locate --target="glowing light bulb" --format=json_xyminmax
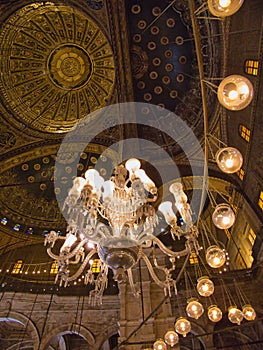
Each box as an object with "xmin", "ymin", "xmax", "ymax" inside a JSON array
[
  {"xmin": 222, "ymin": 216, "xmax": 231, "ymax": 225},
  {"xmin": 175, "ymin": 317, "xmax": 191, "ymax": 337},
  {"xmin": 203, "ymin": 284, "xmax": 209, "ymax": 292},
  {"xmin": 197, "ymin": 276, "xmax": 214, "ymax": 297},
  {"xmin": 239, "ymin": 83, "xmax": 249, "ymax": 95},
  {"xmin": 225, "ymin": 158, "xmax": 234, "ymax": 168},
  {"xmin": 164, "ymin": 330, "xmax": 179, "ymax": 346},
  {"xmin": 228, "ymin": 89, "xmax": 238, "ymax": 100},
  {"xmin": 206, "ymin": 245, "xmax": 226, "ymax": 268},
  {"xmin": 208, "ymin": 305, "xmax": 222, "ymax": 322},
  {"xmin": 213, "ymin": 257, "xmax": 221, "ymax": 265},
  {"xmin": 219, "ymin": 0, "xmax": 231, "ymax": 8}
]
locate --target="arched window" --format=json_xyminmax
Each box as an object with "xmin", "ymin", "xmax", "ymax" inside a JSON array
[
  {"xmin": 189, "ymin": 252, "xmax": 199, "ymax": 265},
  {"xmin": 258, "ymin": 191, "xmax": 263, "ymax": 211},
  {"xmin": 239, "ymin": 124, "xmax": 251, "ymax": 142},
  {"xmin": 11, "ymin": 260, "xmax": 23, "ymax": 274},
  {"xmin": 244, "ymin": 59, "xmax": 259, "ymax": 76},
  {"xmin": 237, "ymin": 168, "xmax": 245, "ymax": 181},
  {"xmin": 50, "ymin": 261, "xmax": 59, "ymax": 274}
]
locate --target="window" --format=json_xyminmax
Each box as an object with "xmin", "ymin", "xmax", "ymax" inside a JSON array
[
  {"xmin": 258, "ymin": 191, "xmax": 263, "ymax": 211},
  {"xmin": 91, "ymin": 259, "xmax": 101, "ymax": 273},
  {"xmin": 248, "ymin": 228, "xmax": 256, "ymax": 246},
  {"xmin": 237, "ymin": 168, "xmax": 245, "ymax": 181},
  {"xmin": 239, "ymin": 124, "xmax": 251, "ymax": 142},
  {"xmin": 189, "ymin": 252, "xmax": 199, "ymax": 265},
  {"xmin": 12, "ymin": 260, "xmax": 23, "ymax": 274},
  {"xmin": 50, "ymin": 261, "xmax": 59, "ymax": 274},
  {"xmin": 244, "ymin": 59, "xmax": 259, "ymax": 76}
]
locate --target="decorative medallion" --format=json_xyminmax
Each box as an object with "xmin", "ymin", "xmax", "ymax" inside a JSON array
[
  {"xmin": 131, "ymin": 46, "xmax": 149, "ymax": 79},
  {"xmin": 0, "ymin": 3, "xmax": 115, "ymax": 133}
]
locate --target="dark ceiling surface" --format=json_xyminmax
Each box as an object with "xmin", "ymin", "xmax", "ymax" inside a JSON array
[{"xmin": 0, "ymin": 0, "xmax": 262, "ymax": 295}]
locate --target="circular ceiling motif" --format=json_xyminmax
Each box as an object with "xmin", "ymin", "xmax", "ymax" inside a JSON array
[{"xmin": 0, "ymin": 3, "xmax": 115, "ymax": 133}]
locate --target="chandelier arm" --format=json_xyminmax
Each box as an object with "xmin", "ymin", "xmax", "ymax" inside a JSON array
[
  {"xmin": 127, "ymin": 268, "xmax": 140, "ymax": 297},
  {"xmin": 59, "ymin": 239, "xmax": 89, "ymax": 261},
  {"xmin": 60, "ymin": 248, "xmax": 97, "ymax": 283},
  {"xmin": 152, "ymin": 236, "xmax": 191, "ymax": 257},
  {"xmin": 46, "ymin": 247, "xmax": 62, "ymax": 261},
  {"xmin": 140, "ymin": 252, "xmax": 166, "ymax": 289}
]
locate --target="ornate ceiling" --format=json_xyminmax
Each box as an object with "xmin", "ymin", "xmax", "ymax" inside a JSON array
[
  {"xmin": 0, "ymin": 3, "xmax": 115, "ymax": 134},
  {"xmin": 0, "ymin": 0, "xmax": 261, "ymax": 294}
]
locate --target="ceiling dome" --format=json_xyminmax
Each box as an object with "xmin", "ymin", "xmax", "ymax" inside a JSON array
[{"xmin": 0, "ymin": 3, "xmax": 115, "ymax": 133}]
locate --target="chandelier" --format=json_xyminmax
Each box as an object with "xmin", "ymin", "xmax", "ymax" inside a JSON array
[{"xmin": 44, "ymin": 158, "xmax": 200, "ymax": 304}]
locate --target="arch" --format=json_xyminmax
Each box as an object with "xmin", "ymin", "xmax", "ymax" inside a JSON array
[
  {"xmin": 40, "ymin": 323, "xmax": 95, "ymax": 350},
  {"xmin": 0, "ymin": 311, "xmax": 40, "ymax": 350},
  {"xmin": 98, "ymin": 323, "xmax": 119, "ymax": 349}
]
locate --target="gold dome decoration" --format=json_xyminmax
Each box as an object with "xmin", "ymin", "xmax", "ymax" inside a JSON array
[{"xmin": 0, "ymin": 3, "xmax": 115, "ymax": 133}]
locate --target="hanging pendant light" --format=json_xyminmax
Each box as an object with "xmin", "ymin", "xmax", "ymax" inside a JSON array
[
  {"xmin": 153, "ymin": 338, "xmax": 167, "ymax": 350},
  {"xmin": 175, "ymin": 317, "xmax": 191, "ymax": 337},
  {"xmin": 164, "ymin": 330, "xmax": 179, "ymax": 346},
  {"xmin": 217, "ymin": 75, "xmax": 253, "ymax": 110},
  {"xmin": 228, "ymin": 305, "xmax": 243, "ymax": 325},
  {"xmin": 242, "ymin": 304, "xmax": 256, "ymax": 321},
  {"xmin": 208, "ymin": 305, "xmax": 223, "ymax": 322},
  {"xmin": 186, "ymin": 298, "xmax": 204, "ymax": 319},
  {"xmin": 215, "ymin": 147, "xmax": 243, "ymax": 173},
  {"xmin": 212, "ymin": 203, "xmax": 235, "ymax": 229},
  {"xmin": 208, "ymin": 0, "xmax": 244, "ymax": 17},
  {"xmin": 206, "ymin": 245, "xmax": 226, "ymax": 268},
  {"xmin": 197, "ymin": 276, "xmax": 214, "ymax": 297}
]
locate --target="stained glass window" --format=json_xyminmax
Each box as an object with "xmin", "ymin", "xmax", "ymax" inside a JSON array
[{"xmin": 12, "ymin": 260, "xmax": 23, "ymax": 274}]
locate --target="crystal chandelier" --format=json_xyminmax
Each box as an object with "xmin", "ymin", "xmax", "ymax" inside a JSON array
[{"xmin": 45, "ymin": 158, "xmax": 200, "ymax": 304}]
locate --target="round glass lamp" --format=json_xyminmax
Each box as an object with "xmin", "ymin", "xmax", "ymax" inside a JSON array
[
  {"xmin": 242, "ymin": 304, "xmax": 256, "ymax": 321},
  {"xmin": 175, "ymin": 317, "xmax": 191, "ymax": 337},
  {"xmin": 208, "ymin": 305, "xmax": 223, "ymax": 322},
  {"xmin": 164, "ymin": 330, "xmax": 179, "ymax": 346},
  {"xmin": 212, "ymin": 204, "xmax": 235, "ymax": 229},
  {"xmin": 228, "ymin": 305, "xmax": 243, "ymax": 325},
  {"xmin": 153, "ymin": 339, "xmax": 167, "ymax": 350},
  {"xmin": 206, "ymin": 245, "xmax": 226, "ymax": 268},
  {"xmin": 208, "ymin": 0, "xmax": 244, "ymax": 17},
  {"xmin": 197, "ymin": 276, "xmax": 214, "ymax": 297},
  {"xmin": 217, "ymin": 75, "xmax": 253, "ymax": 110},
  {"xmin": 186, "ymin": 298, "xmax": 204, "ymax": 319},
  {"xmin": 215, "ymin": 147, "xmax": 243, "ymax": 173}
]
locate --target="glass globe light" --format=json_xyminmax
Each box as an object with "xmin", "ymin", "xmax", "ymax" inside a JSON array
[
  {"xmin": 217, "ymin": 75, "xmax": 253, "ymax": 110},
  {"xmin": 215, "ymin": 147, "xmax": 243, "ymax": 173},
  {"xmin": 208, "ymin": 0, "xmax": 244, "ymax": 17},
  {"xmin": 197, "ymin": 276, "xmax": 214, "ymax": 297},
  {"xmin": 206, "ymin": 245, "xmax": 226, "ymax": 268},
  {"xmin": 212, "ymin": 204, "xmax": 235, "ymax": 229},
  {"xmin": 153, "ymin": 339, "xmax": 167, "ymax": 350},
  {"xmin": 186, "ymin": 298, "xmax": 204, "ymax": 319},
  {"xmin": 125, "ymin": 158, "xmax": 141, "ymax": 173},
  {"xmin": 208, "ymin": 305, "xmax": 223, "ymax": 322},
  {"xmin": 242, "ymin": 304, "xmax": 256, "ymax": 321},
  {"xmin": 164, "ymin": 330, "xmax": 179, "ymax": 346},
  {"xmin": 175, "ymin": 317, "xmax": 191, "ymax": 337},
  {"xmin": 228, "ymin": 305, "xmax": 243, "ymax": 325}
]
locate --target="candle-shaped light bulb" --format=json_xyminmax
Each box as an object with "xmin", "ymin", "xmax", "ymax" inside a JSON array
[
  {"xmin": 73, "ymin": 177, "xmax": 87, "ymax": 191},
  {"xmin": 158, "ymin": 201, "xmax": 177, "ymax": 225},
  {"xmin": 103, "ymin": 180, "xmax": 115, "ymax": 201},
  {"xmin": 60, "ymin": 233, "xmax": 77, "ymax": 253},
  {"xmin": 134, "ymin": 169, "xmax": 155, "ymax": 191},
  {"xmin": 125, "ymin": 158, "xmax": 141, "ymax": 173},
  {"xmin": 85, "ymin": 169, "xmax": 104, "ymax": 192}
]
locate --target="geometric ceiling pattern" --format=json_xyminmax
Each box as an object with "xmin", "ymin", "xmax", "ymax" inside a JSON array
[{"xmin": 0, "ymin": 3, "xmax": 115, "ymax": 134}]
